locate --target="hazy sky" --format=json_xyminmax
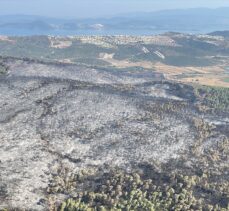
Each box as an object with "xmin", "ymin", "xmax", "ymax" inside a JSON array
[{"xmin": 1, "ymin": 0, "xmax": 229, "ymax": 18}]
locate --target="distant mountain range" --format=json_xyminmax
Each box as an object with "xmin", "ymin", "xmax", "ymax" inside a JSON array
[
  {"xmin": 0, "ymin": 8, "xmax": 229, "ymax": 35},
  {"xmin": 209, "ymin": 30, "xmax": 229, "ymax": 37}
]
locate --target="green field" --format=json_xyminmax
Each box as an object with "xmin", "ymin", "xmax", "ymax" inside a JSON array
[{"xmin": 223, "ymin": 77, "xmax": 229, "ymax": 83}]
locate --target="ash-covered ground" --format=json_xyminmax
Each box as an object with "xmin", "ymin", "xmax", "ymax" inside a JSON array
[{"xmin": 0, "ymin": 58, "xmax": 228, "ymax": 210}]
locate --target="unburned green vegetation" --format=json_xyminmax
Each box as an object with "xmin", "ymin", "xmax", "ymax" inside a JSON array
[
  {"xmin": 223, "ymin": 77, "xmax": 229, "ymax": 83},
  {"xmin": 194, "ymin": 85, "xmax": 229, "ymax": 111},
  {"xmin": 50, "ymin": 166, "xmax": 229, "ymax": 211},
  {"xmin": 0, "ymin": 62, "xmax": 7, "ymax": 74}
]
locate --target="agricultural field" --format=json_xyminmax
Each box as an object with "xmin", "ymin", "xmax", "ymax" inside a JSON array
[{"xmin": 0, "ymin": 33, "xmax": 229, "ymax": 87}]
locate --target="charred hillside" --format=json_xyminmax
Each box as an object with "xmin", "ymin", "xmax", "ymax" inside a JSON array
[{"xmin": 0, "ymin": 58, "xmax": 228, "ymax": 210}]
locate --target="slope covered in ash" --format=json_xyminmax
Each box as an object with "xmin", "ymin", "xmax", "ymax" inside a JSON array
[{"xmin": 0, "ymin": 58, "xmax": 228, "ymax": 210}]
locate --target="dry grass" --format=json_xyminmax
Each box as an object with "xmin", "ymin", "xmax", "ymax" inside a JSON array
[
  {"xmin": 181, "ymin": 75, "xmax": 229, "ymax": 88},
  {"xmin": 101, "ymin": 57, "xmax": 229, "ymax": 88}
]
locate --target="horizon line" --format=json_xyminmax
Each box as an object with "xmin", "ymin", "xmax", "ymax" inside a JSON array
[{"xmin": 1, "ymin": 6, "xmax": 229, "ymax": 20}]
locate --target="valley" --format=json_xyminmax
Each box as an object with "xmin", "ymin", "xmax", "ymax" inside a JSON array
[{"xmin": 1, "ymin": 33, "xmax": 229, "ymax": 88}]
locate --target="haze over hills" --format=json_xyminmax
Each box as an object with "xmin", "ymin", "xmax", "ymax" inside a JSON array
[{"xmin": 1, "ymin": 7, "xmax": 229, "ymax": 35}]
